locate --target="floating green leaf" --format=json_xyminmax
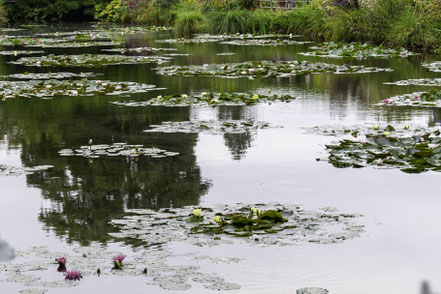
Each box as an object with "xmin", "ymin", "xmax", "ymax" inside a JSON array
[
  {"xmin": 112, "ymin": 92, "xmax": 295, "ymax": 107},
  {"xmin": 324, "ymin": 126, "xmax": 441, "ymax": 173},
  {"xmin": 300, "ymin": 42, "xmax": 414, "ymax": 59},
  {"xmin": 11, "ymin": 54, "xmax": 171, "ymax": 67},
  {"xmin": 0, "ymin": 79, "xmax": 161, "ymax": 100},
  {"xmin": 155, "ymin": 60, "xmax": 392, "ymax": 79},
  {"xmin": 143, "ymin": 120, "xmax": 275, "ymax": 134},
  {"xmin": 59, "ymin": 143, "xmax": 179, "ymax": 159}
]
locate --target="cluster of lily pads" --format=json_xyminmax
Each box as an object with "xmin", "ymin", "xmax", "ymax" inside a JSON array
[
  {"xmin": 11, "ymin": 54, "xmax": 171, "ymax": 67},
  {"xmin": 0, "ymin": 80, "xmax": 160, "ymax": 100},
  {"xmin": 30, "ymin": 41, "xmax": 123, "ymax": 49},
  {"xmin": 109, "ymin": 204, "xmax": 364, "ymax": 246},
  {"xmin": 0, "ymin": 245, "xmax": 241, "ymax": 292},
  {"xmin": 384, "ymin": 78, "xmax": 441, "ymax": 87},
  {"xmin": 112, "ymin": 92, "xmax": 295, "ymax": 107},
  {"xmin": 102, "ymin": 47, "xmax": 177, "ymax": 54},
  {"xmin": 58, "ymin": 142, "xmax": 179, "ymax": 159},
  {"xmin": 0, "ymin": 50, "xmax": 44, "ymax": 56},
  {"xmin": 156, "ymin": 34, "xmax": 296, "ymax": 44},
  {"xmin": 324, "ymin": 125, "xmax": 441, "ymax": 173},
  {"xmin": 144, "ymin": 120, "xmax": 274, "ymax": 134},
  {"xmin": 3, "ymin": 72, "xmax": 97, "ymax": 80},
  {"xmin": 422, "ymin": 61, "xmax": 441, "ymax": 72},
  {"xmin": 219, "ymin": 39, "xmax": 312, "ymax": 46},
  {"xmin": 300, "ymin": 42, "xmax": 414, "ymax": 59},
  {"xmin": 0, "ymin": 37, "xmax": 62, "ymax": 47},
  {"xmin": 155, "ymin": 60, "xmax": 392, "ymax": 79},
  {"xmin": 0, "ymin": 164, "xmax": 52, "ymax": 177},
  {"xmin": 381, "ymin": 90, "xmax": 441, "ymax": 108},
  {"xmin": 92, "ymin": 25, "xmax": 172, "ymax": 34}
]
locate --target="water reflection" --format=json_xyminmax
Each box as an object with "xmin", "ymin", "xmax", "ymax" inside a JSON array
[
  {"xmin": 420, "ymin": 281, "xmax": 439, "ymax": 294},
  {"xmin": 0, "ymin": 98, "xmax": 211, "ymax": 245}
]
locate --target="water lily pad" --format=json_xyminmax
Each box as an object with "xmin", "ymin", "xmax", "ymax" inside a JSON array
[
  {"xmin": 0, "ymin": 50, "xmax": 44, "ymax": 56},
  {"xmin": 155, "ymin": 60, "xmax": 392, "ymax": 79},
  {"xmin": 112, "ymin": 92, "xmax": 295, "ymax": 107},
  {"xmin": 102, "ymin": 47, "xmax": 178, "ymax": 54},
  {"xmin": 297, "ymin": 287, "xmax": 329, "ymax": 294},
  {"xmin": 144, "ymin": 120, "xmax": 276, "ymax": 134},
  {"xmin": 384, "ymin": 78, "xmax": 441, "ymax": 87},
  {"xmin": 422, "ymin": 61, "xmax": 441, "ymax": 72},
  {"xmin": 58, "ymin": 143, "xmax": 179, "ymax": 159},
  {"xmin": 19, "ymin": 289, "xmax": 48, "ymax": 294},
  {"xmin": 300, "ymin": 42, "xmax": 414, "ymax": 59},
  {"xmin": 3, "ymin": 72, "xmax": 97, "ymax": 80},
  {"xmin": 380, "ymin": 90, "xmax": 441, "ymax": 108},
  {"xmin": 323, "ymin": 126, "xmax": 441, "ymax": 173},
  {"xmin": 11, "ymin": 54, "xmax": 171, "ymax": 67},
  {"xmin": 109, "ymin": 204, "xmax": 364, "ymax": 247},
  {"xmin": 0, "ymin": 79, "xmax": 161, "ymax": 100},
  {"xmin": 0, "ymin": 164, "xmax": 52, "ymax": 177},
  {"xmin": 219, "ymin": 39, "xmax": 312, "ymax": 46},
  {"xmin": 29, "ymin": 41, "xmax": 123, "ymax": 48}
]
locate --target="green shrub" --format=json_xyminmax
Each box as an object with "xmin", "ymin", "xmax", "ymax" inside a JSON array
[{"xmin": 206, "ymin": 10, "xmax": 266, "ymax": 34}]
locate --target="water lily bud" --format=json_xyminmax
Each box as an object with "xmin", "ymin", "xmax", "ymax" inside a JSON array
[
  {"xmin": 250, "ymin": 207, "xmax": 257, "ymax": 214},
  {"xmin": 257, "ymin": 209, "xmax": 262, "ymax": 218},
  {"xmin": 201, "ymin": 92, "xmax": 208, "ymax": 96},
  {"xmin": 157, "ymin": 95, "xmax": 162, "ymax": 99},
  {"xmin": 373, "ymin": 125, "xmax": 380, "ymax": 130},
  {"xmin": 384, "ymin": 131, "xmax": 391, "ymax": 136},
  {"xmin": 404, "ymin": 125, "xmax": 409, "ymax": 130},
  {"xmin": 13, "ymin": 51, "xmax": 17, "ymax": 57},
  {"xmin": 192, "ymin": 208, "xmax": 202, "ymax": 217},
  {"xmin": 89, "ymin": 139, "xmax": 93, "ymax": 145}
]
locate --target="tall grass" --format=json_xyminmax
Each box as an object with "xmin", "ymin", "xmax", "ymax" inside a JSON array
[
  {"xmin": 174, "ymin": 10, "xmax": 204, "ymax": 37},
  {"xmin": 206, "ymin": 10, "xmax": 266, "ymax": 34}
]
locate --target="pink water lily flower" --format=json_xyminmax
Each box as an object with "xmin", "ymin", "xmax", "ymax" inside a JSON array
[
  {"xmin": 112, "ymin": 254, "xmax": 126, "ymax": 269},
  {"xmin": 383, "ymin": 99, "xmax": 389, "ymax": 104},
  {"xmin": 57, "ymin": 257, "xmax": 67, "ymax": 266},
  {"xmin": 65, "ymin": 270, "xmax": 82, "ymax": 281},
  {"xmin": 413, "ymin": 94, "xmax": 420, "ymax": 99}
]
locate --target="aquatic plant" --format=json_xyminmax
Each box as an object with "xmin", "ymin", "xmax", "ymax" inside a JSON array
[
  {"xmin": 422, "ymin": 61, "xmax": 441, "ymax": 72},
  {"xmin": 109, "ymin": 204, "xmax": 364, "ymax": 245},
  {"xmin": 143, "ymin": 120, "xmax": 275, "ymax": 134},
  {"xmin": 0, "ymin": 80, "xmax": 161, "ymax": 100},
  {"xmin": 29, "ymin": 41, "xmax": 124, "ymax": 48},
  {"xmin": 324, "ymin": 125, "xmax": 441, "ymax": 173},
  {"xmin": 111, "ymin": 92, "xmax": 296, "ymax": 107},
  {"xmin": 11, "ymin": 54, "xmax": 171, "ymax": 67},
  {"xmin": 58, "ymin": 143, "xmax": 179, "ymax": 159},
  {"xmin": 219, "ymin": 39, "xmax": 312, "ymax": 46},
  {"xmin": 112, "ymin": 254, "xmax": 126, "ymax": 269},
  {"xmin": 380, "ymin": 90, "xmax": 441, "ymax": 108},
  {"xmin": 56, "ymin": 257, "xmax": 66, "ymax": 266},
  {"xmin": 155, "ymin": 60, "xmax": 392, "ymax": 79},
  {"xmin": 384, "ymin": 78, "xmax": 441, "ymax": 87},
  {"xmin": 3, "ymin": 72, "xmax": 96, "ymax": 80},
  {"xmin": 0, "ymin": 50, "xmax": 44, "ymax": 56},
  {"xmin": 101, "ymin": 47, "xmax": 178, "ymax": 54},
  {"xmin": 299, "ymin": 42, "xmax": 415, "ymax": 59},
  {"xmin": 64, "ymin": 270, "xmax": 82, "ymax": 281}
]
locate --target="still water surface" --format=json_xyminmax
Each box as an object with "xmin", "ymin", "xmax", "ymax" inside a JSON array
[{"xmin": 0, "ymin": 24, "xmax": 440, "ymax": 294}]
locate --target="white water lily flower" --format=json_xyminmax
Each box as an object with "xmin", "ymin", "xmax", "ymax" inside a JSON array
[
  {"xmin": 192, "ymin": 208, "xmax": 202, "ymax": 217},
  {"xmin": 374, "ymin": 159, "xmax": 383, "ymax": 164},
  {"xmin": 181, "ymin": 94, "xmax": 188, "ymax": 98},
  {"xmin": 428, "ymin": 144, "xmax": 437, "ymax": 149},
  {"xmin": 157, "ymin": 95, "xmax": 162, "ymax": 99},
  {"xmin": 252, "ymin": 94, "xmax": 259, "ymax": 99},
  {"xmin": 373, "ymin": 125, "xmax": 380, "ymax": 130},
  {"xmin": 201, "ymin": 92, "xmax": 208, "ymax": 96},
  {"xmin": 250, "ymin": 207, "xmax": 257, "ymax": 214}
]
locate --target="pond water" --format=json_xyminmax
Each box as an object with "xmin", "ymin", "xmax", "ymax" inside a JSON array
[{"xmin": 0, "ymin": 23, "xmax": 440, "ymax": 294}]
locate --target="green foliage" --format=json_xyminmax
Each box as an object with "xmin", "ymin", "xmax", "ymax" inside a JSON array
[
  {"xmin": 206, "ymin": 9, "xmax": 266, "ymax": 34},
  {"xmin": 6, "ymin": 0, "xmax": 106, "ymax": 22},
  {"xmin": 96, "ymin": 0, "xmax": 125, "ymax": 22},
  {"xmin": 284, "ymin": 3, "xmax": 327, "ymax": 40},
  {"xmin": 174, "ymin": 10, "xmax": 204, "ymax": 37}
]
